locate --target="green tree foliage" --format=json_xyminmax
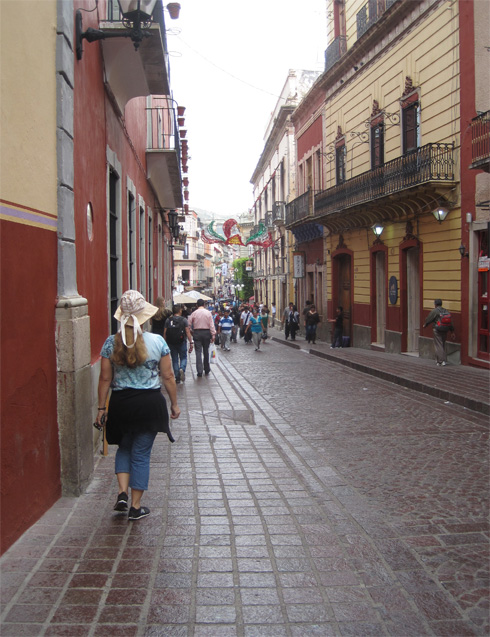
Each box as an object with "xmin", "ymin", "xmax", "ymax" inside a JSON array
[{"xmin": 232, "ymin": 257, "xmax": 254, "ymax": 301}]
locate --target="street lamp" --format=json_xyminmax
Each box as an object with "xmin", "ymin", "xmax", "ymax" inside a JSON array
[{"xmin": 76, "ymin": 0, "xmax": 159, "ymax": 60}]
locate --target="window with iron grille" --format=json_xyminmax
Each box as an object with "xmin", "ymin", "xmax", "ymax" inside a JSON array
[
  {"xmin": 402, "ymin": 101, "xmax": 420, "ymax": 154},
  {"xmin": 336, "ymin": 144, "xmax": 347, "ymax": 184},
  {"xmin": 371, "ymin": 122, "xmax": 384, "ymax": 168}
]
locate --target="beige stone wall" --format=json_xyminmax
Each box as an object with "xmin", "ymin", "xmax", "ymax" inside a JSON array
[{"xmin": 0, "ymin": 0, "xmax": 57, "ymax": 214}]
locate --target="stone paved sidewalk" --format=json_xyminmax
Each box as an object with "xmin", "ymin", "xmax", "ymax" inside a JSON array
[{"xmin": 1, "ymin": 337, "xmax": 489, "ymax": 636}]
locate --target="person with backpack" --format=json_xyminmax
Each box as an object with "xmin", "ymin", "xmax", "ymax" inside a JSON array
[
  {"xmin": 423, "ymin": 299, "xmax": 455, "ymax": 366},
  {"xmin": 164, "ymin": 304, "xmax": 193, "ymax": 383}
]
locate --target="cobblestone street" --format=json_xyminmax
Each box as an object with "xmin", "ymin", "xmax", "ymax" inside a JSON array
[{"xmin": 1, "ymin": 335, "xmax": 489, "ymax": 636}]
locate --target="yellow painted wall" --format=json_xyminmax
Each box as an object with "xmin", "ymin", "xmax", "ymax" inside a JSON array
[
  {"xmin": 323, "ymin": 0, "xmax": 461, "ymax": 315},
  {"xmin": 0, "ymin": 0, "xmax": 58, "ymax": 215},
  {"xmin": 324, "ymin": 2, "xmax": 460, "ymax": 183}
]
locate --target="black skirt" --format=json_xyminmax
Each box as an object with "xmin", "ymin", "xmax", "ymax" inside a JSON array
[{"xmin": 105, "ymin": 388, "xmax": 174, "ymax": 445}]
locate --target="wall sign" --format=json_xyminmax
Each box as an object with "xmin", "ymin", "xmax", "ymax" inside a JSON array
[
  {"xmin": 389, "ymin": 276, "xmax": 398, "ymax": 305},
  {"xmin": 293, "ymin": 252, "xmax": 305, "ymax": 278}
]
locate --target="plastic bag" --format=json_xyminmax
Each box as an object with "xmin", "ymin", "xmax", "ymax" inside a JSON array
[{"xmin": 210, "ymin": 343, "xmax": 217, "ymax": 364}]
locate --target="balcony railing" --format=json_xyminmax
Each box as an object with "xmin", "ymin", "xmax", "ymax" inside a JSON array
[
  {"xmin": 272, "ymin": 201, "xmax": 286, "ymax": 225},
  {"xmin": 265, "ymin": 211, "xmax": 274, "ymax": 228},
  {"xmin": 324, "ymin": 35, "xmax": 347, "ymax": 73},
  {"xmin": 314, "ymin": 143, "xmax": 455, "ymax": 218},
  {"xmin": 147, "ymin": 105, "xmax": 179, "ymax": 153},
  {"xmin": 146, "ymin": 104, "xmax": 182, "ymax": 207},
  {"xmin": 470, "ymin": 111, "xmax": 490, "ymax": 171},
  {"xmin": 285, "ymin": 190, "xmax": 314, "ymax": 226},
  {"xmin": 357, "ymin": 0, "xmax": 382, "ymax": 38}
]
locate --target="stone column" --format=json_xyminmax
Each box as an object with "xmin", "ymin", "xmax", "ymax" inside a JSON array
[{"xmin": 56, "ymin": 0, "xmax": 94, "ymax": 495}]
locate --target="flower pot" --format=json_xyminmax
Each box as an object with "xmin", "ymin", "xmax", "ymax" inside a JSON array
[
  {"xmin": 184, "ymin": 191, "xmax": 189, "ymax": 201},
  {"xmin": 178, "ymin": 117, "xmax": 185, "ymax": 127},
  {"xmin": 182, "ymin": 163, "xmax": 188, "ymax": 172},
  {"xmin": 183, "ymin": 178, "xmax": 189, "ymax": 187},
  {"xmin": 177, "ymin": 106, "xmax": 185, "ymax": 117},
  {"xmin": 179, "ymin": 129, "xmax": 187, "ymax": 139},
  {"xmin": 184, "ymin": 204, "xmax": 189, "ymax": 213},
  {"xmin": 167, "ymin": 3, "xmax": 181, "ymax": 19}
]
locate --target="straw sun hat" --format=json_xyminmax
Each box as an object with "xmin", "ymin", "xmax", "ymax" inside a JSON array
[{"xmin": 114, "ymin": 290, "xmax": 158, "ymax": 347}]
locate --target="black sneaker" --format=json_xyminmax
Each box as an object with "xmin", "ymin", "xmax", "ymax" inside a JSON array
[
  {"xmin": 128, "ymin": 506, "xmax": 150, "ymax": 521},
  {"xmin": 114, "ymin": 492, "xmax": 128, "ymax": 512}
]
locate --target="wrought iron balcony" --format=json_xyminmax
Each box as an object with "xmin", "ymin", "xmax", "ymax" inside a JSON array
[
  {"xmin": 470, "ymin": 111, "xmax": 490, "ymax": 172},
  {"xmin": 357, "ymin": 0, "xmax": 383, "ymax": 39},
  {"xmin": 146, "ymin": 103, "xmax": 183, "ymax": 208},
  {"xmin": 285, "ymin": 190, "xmax": 314, "ymax": 226},
  {"xmin": 272, "ymin": 201, "xmax": 285, "ymax": 225},
  {"xmin": 313, "ymin": 143, "xmax": 455, "ymax": 230},
  {"xmin": 324, "ymin": 35, "xmax": 347, "ymax": 73},
  {"xmin": 265, "ymin": 211, "xmax": 274, "ymax": 228}
]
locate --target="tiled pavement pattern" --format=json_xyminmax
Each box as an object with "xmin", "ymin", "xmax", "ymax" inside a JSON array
[{"xmin": 1, "ymin": 334, "xmax": 489, "ymax": 636}]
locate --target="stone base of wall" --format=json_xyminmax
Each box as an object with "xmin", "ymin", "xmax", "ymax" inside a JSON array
[
  {"xmin": 56, "ymin": 297, "xmax": 94, "ymax": 496},
  {"xmin": 352, "ymin": 324, "xmax": 371, "ymax": 349},
  {"xmin": 419, "ymin": 335, "xmax": 461, "ymax": 364},
  {"xmin": 385, "ymin": 330, "xmax": 402, "ymax": 354}
]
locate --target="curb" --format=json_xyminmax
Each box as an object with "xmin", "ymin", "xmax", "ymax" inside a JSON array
[{"xmin": 271, "ymin": 337, "xmax": 489, "ymax": 415}]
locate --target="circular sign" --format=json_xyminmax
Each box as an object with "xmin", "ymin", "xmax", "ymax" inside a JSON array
[{"xmin": 389, "ymin": 276, "xmax": 398, "ymax": 305}]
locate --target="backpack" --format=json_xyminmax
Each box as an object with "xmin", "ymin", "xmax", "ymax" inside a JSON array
[
  {"xmin": 165, "ymin": 317, "xmax": 185, "ymax": 345},
  {"xmin": 435, "ymin": 308, "xmax": 452, "ymax": 332}
]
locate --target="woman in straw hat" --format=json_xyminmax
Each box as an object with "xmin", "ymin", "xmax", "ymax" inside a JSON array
[{"xmin": 95, "ymin": 290, "xmax": 180, "ymax": 521}]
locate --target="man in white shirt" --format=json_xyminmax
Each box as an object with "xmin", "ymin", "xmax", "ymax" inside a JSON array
[{"xmin": 188, "ymin": 299, "xmax": 216, "ymax": 376}]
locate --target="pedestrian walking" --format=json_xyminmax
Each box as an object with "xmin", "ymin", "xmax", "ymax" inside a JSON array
[
  {"xmin": 150, "ymin": 296, "xmax": 171, "ymax": 336},
  {"xmin": 284, "ymin": 303, "xmax": 299, "ymax": 340},
  {"xmin": 230, "ymin": 306, "xmax": 240, "ymax": 342},
  {"xmin": 240, "ymin": 305, "xmax": 253, "ymax": 343},
  {"xmin": 218, "ymin": 308, "xmax": 234, "ymax": 351},
  {"xmin": 163, "ymin": 304, "xmax": 193, "ymax": 383},
  {"xmin": 96, "ymin": 290, "xmax": 180, "ymax": 521},
  {"xmin": 304, "ymin": 304, "xmax": 320, "ymax": 344},
  {"xmin": 260, "ymin": 306, "xmax": 270, "ymax": 342},
  {"xmin": 188, "ymin": 298, "xmax": 216, "ymax": 377},
  {"xmin": 423, "ymin": 298, "xmax": 455, "ymax": 365},
  {"xmin": 271, "ymin": 302, "xmax": 276, "ymax": 327},
  {"xmin": 245, "ymin": 307, "xmax": 264, "ymax": 351},
  {"xmin": 328, "ymin": 306, "xmax": 344, "ymax": 348}
]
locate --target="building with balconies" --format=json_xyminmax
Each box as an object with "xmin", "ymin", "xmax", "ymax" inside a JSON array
[
  {"xmin": 251, "ymin": 70, "xmax": 320, "ymax": 317},
  {"xmin": 286, "ymin": 0, "xmax": 478, "ymax": 364},
  {"xmin": 460, "ymin": 0, "xmax": 489, "ymax": 366},
  {"xmin": 0, "ymin": 0, "xmax": 185, "ymax": 552}
]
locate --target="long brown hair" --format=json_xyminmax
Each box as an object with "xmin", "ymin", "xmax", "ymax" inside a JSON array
[
  {"xmin": 153, "ymin": 296, "xmax": 167, "ymax": 321},
  {"xmin": 111, "ymin": 327, "xmax": 148, "ymax": 368}
]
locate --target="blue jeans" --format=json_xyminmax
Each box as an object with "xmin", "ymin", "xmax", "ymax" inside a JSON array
[
  {"xmin": 169, "ymin": 341, "xmax": 188, "ymax": 380},
  {"xmin": 305, "ymin": 324, "xmax": 317, "ymax": 342},
  {"xmin": 115, "ymin": 430, "xmax": 157, "ymax": 491}
]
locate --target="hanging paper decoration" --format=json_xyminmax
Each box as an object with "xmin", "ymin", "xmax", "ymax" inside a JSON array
[{"xmin": 201, "ymin": 218, "xmax": 273, "ymax": 248}]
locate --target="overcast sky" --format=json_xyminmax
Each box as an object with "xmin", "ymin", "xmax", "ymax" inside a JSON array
[{"xmin": 168, "ymin": 0, "xmax": 327, "ymax": 219}]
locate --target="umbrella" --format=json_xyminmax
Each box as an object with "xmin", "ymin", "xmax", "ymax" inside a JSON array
[
  {"xmin": 185, "ymin": 290, "xmax": 213, "ymax": 301},
  {"xmin": 172, "ymin": 293, "xmax": 198, "ymax": 304}
]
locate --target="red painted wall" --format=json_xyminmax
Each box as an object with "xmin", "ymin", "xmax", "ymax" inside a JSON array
[
  {"xmin": 297, "ymin": 117, "xmax": 323, "ymax": 161},
  {"xmin": 458, "ymin": 0, "xmax": 476, "ymax": 365},
  {"xmin": 73, "ymin": 10, "xmax": 165, "ymax": 363},
  {"xmin": 1, "ymin": 221, "xmax": 60, "ymax": 553}
]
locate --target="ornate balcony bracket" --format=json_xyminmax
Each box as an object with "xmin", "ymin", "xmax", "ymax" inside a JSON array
[{"xmin": 350, "ymin": 131, "xmax": 369, "ymax": 144}]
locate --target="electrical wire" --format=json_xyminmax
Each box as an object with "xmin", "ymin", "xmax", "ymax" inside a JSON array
[{"xmin": 175, "ymin": 35, "xmax": 287, "ymax": 101}]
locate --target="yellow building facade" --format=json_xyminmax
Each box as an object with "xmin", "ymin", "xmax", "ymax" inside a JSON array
[{"xmin": 289, "ymin": 0, "xmax": 464, "ymax": 359}]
